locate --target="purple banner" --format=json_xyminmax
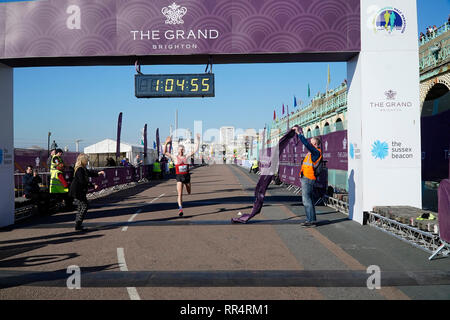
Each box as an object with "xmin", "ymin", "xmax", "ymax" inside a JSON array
[
  {"xmin": 421, "ymin": 109, "xmax": 450, "ymax": 181},
  {"xmin": 278, "ymin": 130, "xmax": 348, "ymax": 186},
  {"xmin": 438, "ymin": 179, "xmax": 450, "ymax": 243},
  {"xmin": 320, "ymin": 130, "xmax": 348, "ymax": 171},
  {"xmin": 88, "ymin": 165, "xmax": 150, "ymax": 193},
  {"xmin": 0, "ymin": 0, "xmax": 360, "ymax": 61}
]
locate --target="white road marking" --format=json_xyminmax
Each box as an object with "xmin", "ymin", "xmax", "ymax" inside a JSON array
[
  {"xmin": 122, "ymin": 194, "xmax": 164, "ymax": 231},
  {"xmin": 117, "ymin": 248, "xmax": 141, "ymax": 300},
  {"xmin": 147, "ymin": 193, "xmax": 165, "ymax": 204},
  {"xmin": 122, "ymin": 209, "xmax": 142, "ymax": 232}
]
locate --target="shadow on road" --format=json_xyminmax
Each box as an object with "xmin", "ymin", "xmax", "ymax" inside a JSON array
[{"xmin": 0, "ymin": 233, "xmax": 103, "ymax": 266}]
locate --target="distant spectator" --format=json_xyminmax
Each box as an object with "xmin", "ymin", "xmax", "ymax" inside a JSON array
[
  {"xmin": 169, "ymin": 160, "xmax": 175, "ymax": 175},
  {"xmin": 133, "ymin": 154, "xmax": 143, "ymax": 167},
  {"xmin": 152, "ymin": 159, "xmax": 162, "ymax": 179},
  {"xmin": 448, "ymin": 14, "xmax": 450, "ymax": 25},
  {"xmin": 106, "ymin": 157, "xmax": 116, "ymax": 167},
  {"xmin": 23, "ymin": 166, "xmax": 49, "ymax": 214},
  {"xmin": 419, "ymin": 32, "xmax": 425, "ymax": 41},
  {"xmin": 160, "ymin": 155, "xmax": 169, "ymax": 174},
  {"xmin": 433, "ymin": 25, "xmax": 438, "ymax": 35},
  {"xmin": 23, "ymin": 165, "xmax": 41, "ymax": 199},
  {"xmin": 120, "ymin": 157, "xmax": 130, "ymax": 167}
]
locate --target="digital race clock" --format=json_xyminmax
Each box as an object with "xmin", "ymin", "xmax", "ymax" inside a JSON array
[{"xmin": 135, "ymin": 73, "xmax": 215, "ymax": 98}]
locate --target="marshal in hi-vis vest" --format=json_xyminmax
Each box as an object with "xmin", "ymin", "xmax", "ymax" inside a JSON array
[
  {"xmin": 300, "ymin": 148, "xmax": 322, "ymax": 180},
  {"xmin": 49, "ymin": 155, "xmax": 68, "ymax": 193},
  {"xmin": 152, "ymin": 162, "xmax": 161, "ymax": 173}
]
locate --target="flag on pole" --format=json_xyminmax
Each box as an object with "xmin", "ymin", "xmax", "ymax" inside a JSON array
[
  {"xmin": 294, "ymin": 96, "xmax": 297, "ymax": 107},
  {"xmin": 282, "ymin": 104, "xmax": 285, "ymax": 115},
  {"xmin": 262, "ymin": 125, "xmax": 266, "ymax": 152},
  {"xmin": 327, "ymin": 64, "xmax": 331, "ymax": 85},
  {"xmin": 308, "ymin": 83, "xmax": 311, "ymax": 98},
  {"xmin": 273, "ymin": 110, "xmax": 276, "ymax": 120},
  {"xmin": 327, "ymin": 64, "xmax": 331, "ymax": 93},
  {"xmin": 286, "ymin": 105, "xmax": 290, "ymax": 132}
]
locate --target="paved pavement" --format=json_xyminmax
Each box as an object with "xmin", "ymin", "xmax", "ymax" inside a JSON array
[{"xmin": 1, "ymin": 164, "xmax": 449, "ymax": 300}]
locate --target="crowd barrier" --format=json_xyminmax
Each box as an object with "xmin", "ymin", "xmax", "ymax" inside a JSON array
[
  {"xmin": 87, "ymin": 165, "xmax": 151, "ymax": 193},
  {"xmin": 14, "ymin": 165, "xmax": 154, "ymax": 197}
]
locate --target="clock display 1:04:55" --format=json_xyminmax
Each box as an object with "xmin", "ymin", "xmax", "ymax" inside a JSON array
[{"xmin": 153, "ymin": 78, "xmax": 210, "ymax": 92}]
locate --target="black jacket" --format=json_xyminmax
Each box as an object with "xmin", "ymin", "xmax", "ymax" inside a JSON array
[
  {"xmin": 23, "ymin": 173, "xmax": 41, "ymax": 196},
  {"xmin": 68, "ymin": 167, "xmax": 99, "ymax": 200}
]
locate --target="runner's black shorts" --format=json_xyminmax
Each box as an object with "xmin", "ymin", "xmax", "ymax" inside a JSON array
[{"xmin": 176, "ymin": 173, "xmax": 191, "ymax": 184}]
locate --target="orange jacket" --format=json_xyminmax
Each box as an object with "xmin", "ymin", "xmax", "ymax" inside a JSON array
[{"xmin": 300, "ymin": 148, "xmax": 322, "ymax": 180}]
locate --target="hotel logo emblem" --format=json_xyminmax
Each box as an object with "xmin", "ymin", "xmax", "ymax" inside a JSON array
[{"xmin": 162, "ymin": 2, "xmax": 187, "ymax": 25}]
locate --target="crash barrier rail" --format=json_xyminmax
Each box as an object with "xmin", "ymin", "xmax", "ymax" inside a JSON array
[
  {"xmin": 324, "ymin": 193, "xmax": 349, "ymax": 215},
  {"xmin": 368, "ymin": 205, "xmax": 449, "ymax": 259},
  {"xmin": 367, "ymin": 211, "xmax": 448, "ymax": 258}
]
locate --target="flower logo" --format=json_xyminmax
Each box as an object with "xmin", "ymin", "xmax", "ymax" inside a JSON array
[
  {"xmin": 371, "ymin": 140, "xmax": 389, "ymax": 159},
  {"xmin": 349, "ymin": 143, "xmax": 354, "ymax": 159}
]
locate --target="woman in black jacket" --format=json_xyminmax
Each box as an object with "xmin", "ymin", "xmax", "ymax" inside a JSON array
[{"xmin": 69, "ymin": 153, "xmax": 105, "ymax": 231}]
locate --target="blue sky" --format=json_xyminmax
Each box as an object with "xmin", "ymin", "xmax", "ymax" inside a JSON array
[{"xmin": 13, "ymin": 0, "xmax": 450, "ymax": 151}]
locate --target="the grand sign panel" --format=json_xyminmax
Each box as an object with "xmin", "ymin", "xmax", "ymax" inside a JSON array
[{"xmin": 0, "ymin": 0, "xmax": 360, "ymax": 65}]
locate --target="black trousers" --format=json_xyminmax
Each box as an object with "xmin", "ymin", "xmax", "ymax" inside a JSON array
[{"xmin": 74, "ymin": 197, "xmax": 89, "ymax": 225}]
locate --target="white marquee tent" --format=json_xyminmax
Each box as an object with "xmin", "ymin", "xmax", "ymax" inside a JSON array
[{"xmin": 84, "ymin": 139, "xmax": 157, "ymax": 167}]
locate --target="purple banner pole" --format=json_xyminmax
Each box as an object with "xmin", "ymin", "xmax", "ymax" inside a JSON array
[
  {"xmin": 143, "ymin": 123, "xmax": 147, "ymax": 161},
  {"xmin": 156, "ymin": 128, "xmax": 160, "ymax": 159},
  {"xmin": 116, "ymin": 112, "xmax": 123, "ymax": 161}
]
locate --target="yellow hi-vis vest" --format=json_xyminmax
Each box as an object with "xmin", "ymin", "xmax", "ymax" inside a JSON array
[
  {"xmin": 169, "ymin": 161, "xmax": 174, "ymax": 169},
  {"xmin": 251, "ymin": 160, "xmax": 259, "ymax": 169},
  {"xmin": 49, "ymin": 155, "xmax": 68, "ymax": 193},
  {"xmin": 300, "ymin": 148, "xmax": 322, "ymax": 180},
  {"xmin": 152, "ymin": 162, "xmax": 161, "ymax": 173}
]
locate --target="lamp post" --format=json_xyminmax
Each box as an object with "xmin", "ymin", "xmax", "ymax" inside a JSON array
[{"xmin": 47, "ymin": 132, "xmax": 51, "ymax": 158}]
